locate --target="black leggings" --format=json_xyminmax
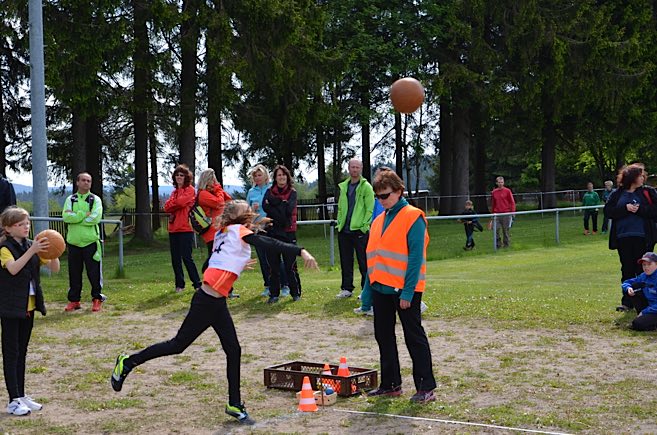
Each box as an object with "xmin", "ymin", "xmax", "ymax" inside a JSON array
[
  {"xmin": 125, "ymin": 290, "xmax": 242, "ymax": 405},
  {"xmin": 1, "ymin": 315, "xmax": 34, "ymax": 400},
  {"xmin": 628, "ymin": 292, "xmax": 657, "ymax": 331}
]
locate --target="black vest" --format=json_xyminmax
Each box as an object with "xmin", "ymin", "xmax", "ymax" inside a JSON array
[{"xmin": 0, "ymin": 237, "xmax": 46, "ymax": 318}]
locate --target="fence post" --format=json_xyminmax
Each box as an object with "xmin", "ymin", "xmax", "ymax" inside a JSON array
[
  {"xmin": 493, "ymin": 215, "xmax": 498, "ymax": 252},
  {"xmin": 118, "ymin": 220, "xmax": 124, "ymax": 275},
  {"xmin": 555, "ymin": 210, "xmax": 560, "ymax": 244},
  {"xmin": 330, "ymin": 220, "xmax": 336, "ymax": 267}
]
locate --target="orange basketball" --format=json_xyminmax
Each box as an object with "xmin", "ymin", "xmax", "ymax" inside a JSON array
[
  {"xmin": 35, "ymin": 229, "xmax": 66, "ymax": 260},
  {"xmin": 390, "ymin": 77, "xmax": 425, "ymax": 114}
]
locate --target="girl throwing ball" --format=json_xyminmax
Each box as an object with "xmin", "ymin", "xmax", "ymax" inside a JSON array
[{"xmin": 111, "ymin": 200, "xmax": 318, "ymax": 424}]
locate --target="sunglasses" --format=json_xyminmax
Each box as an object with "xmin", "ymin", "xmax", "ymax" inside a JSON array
[{"xmin": 375, "ymin": 192, "xmax": 393, "ymax": 200}]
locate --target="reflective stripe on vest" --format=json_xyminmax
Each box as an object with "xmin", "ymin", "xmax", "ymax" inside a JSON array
[{"xmin": 366, "ymin": 205, "xmax": 429, "ymax": 291}]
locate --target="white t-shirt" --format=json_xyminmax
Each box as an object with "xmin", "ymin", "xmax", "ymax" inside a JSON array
[{"xmin": 207, "ymin": 224, "xmax": 253, "ymax": 276}]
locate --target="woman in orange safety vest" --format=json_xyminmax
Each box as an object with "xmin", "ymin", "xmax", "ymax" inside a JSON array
[{"xmin": 364, "ymin": 167, "xmax": 436, "ymax": 404}]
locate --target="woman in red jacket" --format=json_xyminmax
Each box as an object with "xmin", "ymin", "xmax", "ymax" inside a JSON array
[
  {"xmin": 197, "ymin": 168, "xmax": 232, "ymax": 262},
  {"xmin": 164, "ymin": 165, "xmax": 201, "ymax": 293}
]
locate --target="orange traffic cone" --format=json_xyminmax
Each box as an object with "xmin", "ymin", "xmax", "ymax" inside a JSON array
[
  {"xmin": 298, "ymin": 376, "xmax": 318, "ymax": 412},
  {"xmin": 321, "ymin": 363, "xmax": 332, "ymax": 376},
  {"xmin": 337, "ymin": 356, "xmax": 350, "ymax": 377}
]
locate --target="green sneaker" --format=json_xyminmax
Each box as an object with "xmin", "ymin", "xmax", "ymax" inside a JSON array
[
  {"xmin": 225, "ymin": 403, "xmax": 255, "ymax": 424},
  {"xmin": 111, "ymin": 354, "xmax": 131, "ymax": 392}
]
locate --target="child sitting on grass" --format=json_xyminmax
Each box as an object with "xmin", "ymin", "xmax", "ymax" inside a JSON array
[
  {"xmin": 621, "ymin": 251, "xmax": 657, "ymax": 331},
  {"xmin": 0, "ymin": 207, "xmax": 60, "ymax": 416},
  {"xmin": 111, "ymin": 200, "xmax": 318, "ymax": 424}
]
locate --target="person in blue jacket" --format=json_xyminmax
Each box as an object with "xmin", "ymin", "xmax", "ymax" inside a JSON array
[{"xmin": 622, "ymin": 251, "xmax": 657, "ymax": 331}]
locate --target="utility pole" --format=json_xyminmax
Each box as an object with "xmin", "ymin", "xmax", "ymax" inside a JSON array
[{"xmin": 29, "ymin": 0, "xmax": 49, "ymax": 233}]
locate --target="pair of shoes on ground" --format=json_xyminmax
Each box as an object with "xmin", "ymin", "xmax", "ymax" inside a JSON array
[
  {"xmin": 367, "ymin": 386, "xmax": 436, "ymax": 404},
  {"xmin": 7, "ymin": 396, "xmax": 42, "ymax": 416},
  {"xmin": 65, "ymin": 295, "xmax": 106, "ymax": 313}
]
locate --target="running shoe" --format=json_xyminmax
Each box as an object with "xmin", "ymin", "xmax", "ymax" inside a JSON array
[
  {"xmin": 7, "ymin": 399, "xmax": 30, "ymax": 416},
  {"xmin": 410, "ymin": 390, "xmax": 436, "ymax": 404},
  {"xmin": 19, "ymin": 396, "xmax": 42, "ymax": 411},
  {"xmin": 225, "ymin": 402, "xmax": 255, "ymax": 424},
  {"xmin": 111, "ymin": 354, "xmax": 131, "ymax": 392}
]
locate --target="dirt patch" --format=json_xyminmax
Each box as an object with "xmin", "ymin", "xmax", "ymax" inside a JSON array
[{"xmin": 1, "ymin": 305, "xmax": 654, "ymax": 434}]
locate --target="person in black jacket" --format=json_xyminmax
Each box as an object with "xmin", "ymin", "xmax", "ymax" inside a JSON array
[
  {"xmin": 262, "ymin": 165, "xmax": 301, "ymax": 304},
  {"xmin": 604, "ymin": 164, "xmax": 657, "ymax": 312},
  {"xmin": 0, "ymin": 207, "xmax": 60, "ymax": 415}
]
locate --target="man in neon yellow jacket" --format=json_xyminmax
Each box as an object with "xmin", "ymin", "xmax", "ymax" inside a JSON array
[
  {"xmin": 62, "ymin": 172, "xmax": 105, "ymax": 312},
  {"xmin": 335, "ymin": 159, "xmax": 374, "ymax": 299}
]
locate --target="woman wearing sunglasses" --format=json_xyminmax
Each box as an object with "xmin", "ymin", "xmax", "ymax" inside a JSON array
[{"xmin": 362, "ymin": 167, "xmax": 436, "ymax": 404}]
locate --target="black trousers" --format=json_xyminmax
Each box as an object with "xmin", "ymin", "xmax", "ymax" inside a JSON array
[
  {"xmin": 67, "ymin": 242, "xmax": 103, "ymax": 302},
  {"xmin": 372, "ymin": 291, "xmax": 436, "ymax": 392},
  {"xmin": 338, "ymin": 231, "xmax": 369, "ymax": 293},
  {"xmin": 583, "ymin": 210, "xmax": 598, "ymax": 232},
  {"xmin": 125, "ymin": 290, "xmax": 242, "ymax": 406},
  {"xmin": 169, "ymin": 232, "xmax": 201, "ymax": 289},
  {"xmin": 601, "ymin": 210, "xmax": 610, "ymax": 232},
  {"xmin": 627, "ymin": 292, "xmax": 657, "ymax": 330},
  {"xmin": 266, "ymin": 232, "xmax": 301, "ymax": 298},
  {"xmin": 1, "ymin": 315, "xmax": 34, "ymax": 400},
  {"xmin": 617, "ymin": 236, "xmax": 648, "ymax": 309}
]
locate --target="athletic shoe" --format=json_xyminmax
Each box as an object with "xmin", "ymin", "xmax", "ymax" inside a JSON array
[
  {"xmin": 266, "ymin": 296, "xmax": 279, "ymax": 304},
  {"xmin": 175, "ymin": 287, "xmax": 184, "ymax": 293},
  {"xmin": 410, "ymin": 390, "xmax": 436, "ymax": 404},
  {"xmin": 353, "ymin": 307, "xmax": 374, "ymax": 316},
  {"xmin": 228, "ymin": 289, "xmax": 240, "ymax": 299},
  {"xmin": 281, "ymin": 286, "xmax": 291, "ymax": 297},
  {"xmin": 336, "ymin": 290, "xmax": 353, "ymax": 298},
  {"xmin": 292, "ymin": 295, "xmax": 301, "ymax": 302},
  {"xmin": 111, "ymin": 354, "xmax": 131, "ymax": 392},
  {"xmin": 367, "ymin": 385, "xmax": 402, "ymax": 397},
  {"xmin": 260, "ymin": 287, "xmax": 270, "ymax": 297},
  {"xmin": 92, "ymin": 299, "xmax": 103, "ymax": 312},
  {"xmin": 19, "ymin": 396, "xmax": 42, "ymax": 411},
  {"xmin": 64, "ymin": 301, "xmax": 81, "ymax": 312},
  {"xmin": 7, "ymin": 399, "xmax": 30, "ymax": 416},
  {"xmin": 420, "ymin": 301, "xmax": 428, "ymax": 314},
  {"xmin": 225, "ymin": 402, "xmax": 255, "ymax": 424},
  {"xmin": 583, "ymin": 230, "xmax": 590, "ymax": 235},
  {"xmin": 616, "ymin": 305, "xmax": 631, "ymax": 312}
]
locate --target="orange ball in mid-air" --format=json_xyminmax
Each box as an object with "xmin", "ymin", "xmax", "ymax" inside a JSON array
[
  {"xmin": 35, "ymin": 229, "xmax": 66, "ymax": 260},
  {"xmin": 390, "ymin": 77, "xmax": 425, "ymax": 114}
]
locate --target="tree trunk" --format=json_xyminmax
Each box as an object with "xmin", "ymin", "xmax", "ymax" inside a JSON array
[
  {"xmin": 438, "ymin": 100, "xmax": 453, "ymax": 215},
  {"xmin": 206, "ymin": 1, "xmax": 227, "ymax": 184},
  {"xmin": 316, "ymin": 126, "xmax": 327, "ymax": 219},
  {"xmin": 85, "ymin": 113, "xmax": 103, "ymax": 199},
  {"xmin": 178, "ymin": 0, "xmax": 200, "ymax": 175},
  {"xmin": 0, "ymin": 76, "xmax": 6, "ymax": 177},
  {"xmin": 451, "ymin": 103, "xmax": 470, "ymax": 215},
  {"xmin": 394, "ymin": 112, "xmax": 403, "ymax": 178},
  {"xmin": 472, "ymin": 105, "xmax": 489, "ymax": 213},
  {"xmin": 132, "ymin": 0, "xmax": 153, "ymax": 242},
  {"xmin": 149, "ymin": 110, "xmax": 160, "ymax": 232},
  {"xmin": 71, "ymin": 111, "xmax": 87, "ymax": 190}
]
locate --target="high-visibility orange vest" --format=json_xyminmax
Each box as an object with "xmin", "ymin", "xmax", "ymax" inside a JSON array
[{"xmin": 366, "ymin": 204, "xmax": 429, "ymax": 291}]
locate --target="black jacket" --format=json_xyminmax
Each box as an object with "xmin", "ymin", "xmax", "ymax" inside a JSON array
[
  {"xmin": 604, "ymin": 186, "xmax": 657, "ymax": 250},
  {"xmin": 0, "ymin": 237, "xmax": 46, "ymax": 318}
]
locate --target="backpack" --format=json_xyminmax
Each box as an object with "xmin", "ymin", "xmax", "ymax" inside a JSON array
[{"xmin": 188, "ymin": 195, "xmax": 212, "ymax": 235}]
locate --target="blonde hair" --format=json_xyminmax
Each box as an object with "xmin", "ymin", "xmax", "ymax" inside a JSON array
[
  {"xmin": 218, "ymin": 200, "xmax": 269, "ymax": 232},
  {"xmin": 197, "ymin": 168, "xmax": 216, "ymax": 191},
  {"xmin": 0, "ymin": 207, "xmax": 30, "ymax": 243},
  {"xmin": 465, "ymin": 200, "xmax": 473, "ymax": 206},
  {"xmin": 249, "ymin": 164, "xmax": 270, "ymax": 185}
]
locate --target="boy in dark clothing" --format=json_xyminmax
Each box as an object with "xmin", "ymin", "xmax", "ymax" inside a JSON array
[
  {"xmin": 622, "ymin": 251, "xmax": 657, "ymax": 331},
  {"xmin": 458, "ymin": 200, "xmax": 482, "ymax": 250}
]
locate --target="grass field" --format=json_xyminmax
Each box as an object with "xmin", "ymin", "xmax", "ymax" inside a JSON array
[{"xmin": 0, "ymin": 212, "xmax": 652, "ymax": 434}]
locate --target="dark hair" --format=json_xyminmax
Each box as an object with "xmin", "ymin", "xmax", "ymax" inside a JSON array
[
  {"xmin": 373, "ymin": 167, "xmax": 404, "ymax": 193},
  {"xmin": 618, "ymin": 164, "xmax": 644, "ymax": 190},
  {"xmin": 172, "ymin": 164, "xmax": 192, "ymax": 188},
  {"xmin": 272, "ymin": 165, "xmax": 293, "ymax": 188}
]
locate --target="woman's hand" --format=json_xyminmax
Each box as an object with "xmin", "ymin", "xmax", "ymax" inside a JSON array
[
  {"xmin": 626, "ymin": 203, "xmax": 639, "ymax": 213},
  {"xmin": 399, "ymin": 299, "xmax": 411, "ymax": 310},
  {"xmin": 244, "ymin": 258, "xmax": 258, "ymax": 270},
  {"xmin": 300, "ymin": 249, "xmax": 319, "ymax": 270}
]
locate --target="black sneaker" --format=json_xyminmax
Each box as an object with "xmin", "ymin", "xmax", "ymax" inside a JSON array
[
  {"xmin": 367, "ymin": 385, "xmax": 402, "ymax": 397},
  {"xmin": 292, "ymin": 295, "xmax": 301, "ymax": 302},
  {"xmin": 616, "ymin": 305, "xmax": 631, "ymax": 312},
  {"xmin": 267, "ymin": 296, "xmax": 279, "ymax": 304},
  {"xmin": 410, "ymin": 390, "xmax": 436, "ymax": 404},
  {"xmin": 111, "ymin": 354, "xmax": 131, "ymax": 392},
  {"xmin": 225, "ymin": 402, "xmax": 255, "ymax": 425}
]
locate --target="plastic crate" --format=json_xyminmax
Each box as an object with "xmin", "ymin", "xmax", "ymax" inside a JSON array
[{"xmin": 264, "ymin": 361, "xmax": 377, "ymax": 397}]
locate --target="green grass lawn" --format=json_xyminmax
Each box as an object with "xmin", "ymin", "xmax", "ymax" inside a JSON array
[{"xmin": 11, "ymin": 213, "xmax": 650, "ymax": 434}]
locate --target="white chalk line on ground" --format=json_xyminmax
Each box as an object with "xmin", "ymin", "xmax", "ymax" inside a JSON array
[{"xmin": 334, "ymin": 409, "xmax": 573, "ymax": 435}]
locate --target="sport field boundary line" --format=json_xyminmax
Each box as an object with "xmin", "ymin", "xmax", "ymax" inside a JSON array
[{"xmin": 333, "ymin": 409, "xmax": 573, "ymax": 435}]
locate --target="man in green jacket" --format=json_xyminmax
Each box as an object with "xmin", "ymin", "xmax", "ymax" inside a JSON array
[
  {"xmin": 336, "ymin": 159, "xmax": 375, "ymax": 298},
  {"xmin": 62, "ymin": 172, "xmax": 105, "ymax": 312}
]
